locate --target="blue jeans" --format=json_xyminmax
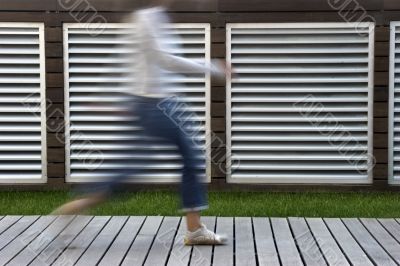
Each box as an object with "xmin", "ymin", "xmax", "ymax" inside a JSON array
[{"xmin": 79, "ymin": 96, "xmax": 208, "ymax": 212}]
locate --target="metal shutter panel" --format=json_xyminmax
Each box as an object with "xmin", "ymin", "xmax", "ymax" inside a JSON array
[
  {"xmin": 0, "ymin": 23, "xmax": 46, "ymax": 183},
  {"xmin": 64, "ymin": 23, "xmax": 211, "ymax": 183},
  {"xmin": 389, "ymin": 22, "xmax": 400, "ymax": 184},
  {"xmin": 226, "ymin": 23, "xmax": 375, "ymax": 184}
]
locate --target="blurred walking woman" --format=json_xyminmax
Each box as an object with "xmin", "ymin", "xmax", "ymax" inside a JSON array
[{"xmin": 53, "ymin": 0, "xmax": 229, "ymax": 245}]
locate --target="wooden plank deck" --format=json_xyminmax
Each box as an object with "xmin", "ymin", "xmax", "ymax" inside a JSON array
[{"xmin": 0, "ymin": 216, "xmax": 400, "ymax": 266}]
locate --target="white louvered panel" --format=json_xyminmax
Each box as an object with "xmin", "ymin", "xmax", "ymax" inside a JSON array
[
  {"xmin": 64, "ymin": 23, "xmax": 211, "ymax": 183},
  {"xmin": 389, "ymin": 22, "xmax": 400, "ymax": 184},
  {"xmin": 0, "ymin": 23, "xmax": 46, "ymax": 183},
  {"xmin": 227, "ymin": 23, "xmax": 375, "ymax": 184}
]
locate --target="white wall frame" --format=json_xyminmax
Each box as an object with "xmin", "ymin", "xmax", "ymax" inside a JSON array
[
  {"xmin": 64, "ymin": 23, "xmax": 211, "ymax": 183},
  {"xmin": 389, "ymin": 22, "xmax": 400, "ymax": 185},
  {"xmin": 0, "ymin": 23, "xmax": 47, "ymax": 183},
  {"xmin": 226, "ymin": 22, "xmax": 375, "ymax": 184}
]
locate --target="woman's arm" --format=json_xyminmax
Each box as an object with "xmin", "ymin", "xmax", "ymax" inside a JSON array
[{"xmin": 138, "ymin": 14, "xmax": 225, "ymax": 77}]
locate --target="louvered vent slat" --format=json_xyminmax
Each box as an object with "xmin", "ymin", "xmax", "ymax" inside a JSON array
[
  {"xmin": 227, "ymin": 23, "xmax": 374, "ymax": 184},
  {"xmin": 389, "ymin": 22, "xmax": 400, "ymax": 184},
  {"xmin": 0, "ymin": 23, "xmax": 46, "ymax": 183},
  {"xmin": 64, "ymin": 23, "xmax": 211, "ymax": 183}
]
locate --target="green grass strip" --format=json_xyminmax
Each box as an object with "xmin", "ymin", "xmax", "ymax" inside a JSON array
[{"xmin": 0, "ymin": 191, "xmax": 399, "ymax": 217}]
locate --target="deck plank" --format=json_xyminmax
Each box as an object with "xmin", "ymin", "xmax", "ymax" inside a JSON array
[
  {"xmin": 144, "ymin": 216, "xmax": 181, "ymax": 266},
  {"xmin": 29, "ymin": 215, "xmax": 93, "ymax": 266},
  {"xmin": 213, "ymin": 217, "xmax": 234, "ymax": 266},
  {"xmin": 0, "ymin": 215, "xmax": 21, "ymax": 236},
  {"xmin": 98, "ymin": 216, "xmax": 145, "ymax": 266},
  {"xmin": 0, "ymin": 216, "xmax": 56, "ymax": 265},
  {"xmin": 271, "ymin": 218, "xmax": 303, "ymax": 266},
  {"xmin": 6, "ymin": 215, "xmax": 75, "ymax": 266},
  {"xmin": 52, "ymin": 216, "xmax": 111, "ymax": 266},
  {"xmin": 189, "ymin": 216, "xmax": 216, "ymax": 266},
  {"xmin": 0, "ymin": 215, "xmax": 38, "ymax": 250},
  {"xmin": 121, "ymin": 216, "xmax": 163, "ymax": 266},
  {"xmin": 324, "ymin": 218, "xmax": 373, "ymax": 266},
  {"xmin": 342, "ymin": 218, "xmax": 397, "ymax": 266},
  {"xmin": 75, "ymin": 216, "xmax": 128, "ymax": 266},
  {"xmin": 360, "ymin": 218, "xmax": 400, "ymax": 264},
  {"xmin": 289, "ymin": 217, "xmax": 327, "ymax": 266},
  {"xmin": 166, "ymin": 217, "xmax": 192, "ymax": 266},
  {"xmin": 235, "ymin": 217, "xmax": 257, "ymax": 266},
  {"xmin": 378, "ymin": 219, "xmax": 400, "ymax": 243},
  {"xmin": 252, "ymin": 217, "xmax": 280, "ymax": 266},
  {"xmin": 306, "ymin": 218, "xmax": 349, "ymax": 266}
]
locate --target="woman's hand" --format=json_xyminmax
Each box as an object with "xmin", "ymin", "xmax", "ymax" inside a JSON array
[{"xmin": 215, "ymin": 59, "xmax": 236, "ymax": 79}]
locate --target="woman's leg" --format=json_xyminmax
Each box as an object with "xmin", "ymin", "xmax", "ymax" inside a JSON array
[
  {"xmin": 186, "ymin": 211, "xmax": 202, "ymax": 231},
  {"xmin": 154, "ymin": 99, "xmax": 208, "ymax": 217},
  {"xmin": 175, "ymin": 132, "xmax": 208, "ymax": 231},
  {"xmin": 140, "ymin": 98, "xmax": 226, "ymax": 244},
  {"xmin": 51, "ymin": 192, "xmax": 107, "ymax": 215},
  {"xmin": 154, "ymin": 99, "xmax": 228, "ymax": 243},
  {"xmin": 52, "ymin": 101, "xmax": 139, "ymax": 216}
]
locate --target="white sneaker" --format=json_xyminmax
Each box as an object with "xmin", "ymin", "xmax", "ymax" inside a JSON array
[{"xmin": 184, "ymin": 224, "xmax": 227, "ymax": 245}]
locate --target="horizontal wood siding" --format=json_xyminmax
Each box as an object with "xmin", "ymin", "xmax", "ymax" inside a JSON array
[
  {"xmin": 219, "ymin": 0, "xmax": 383, "ymax": 11},
  {"xmin": 0, "ymin": 0, "xmax": 397, "ymax": 189}
]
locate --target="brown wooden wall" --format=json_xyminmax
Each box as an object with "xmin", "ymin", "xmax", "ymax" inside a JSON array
[{"xmin": 0, "ymin": 0, "xmax": 399, "ymax": 189}]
